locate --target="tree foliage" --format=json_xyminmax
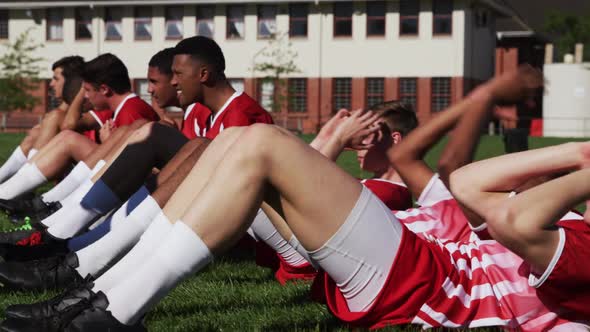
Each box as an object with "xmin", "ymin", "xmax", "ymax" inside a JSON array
[
  {"xmin": 252, "ymin": 32, "xmax": 300, "ymax": 113},
  {"xmin": 0, "ymin": 27, "xmax": 44, "ymax": 112},
  {"xmin": 544, "ymin": 11, "xmax": 590, "ymax": 62}
]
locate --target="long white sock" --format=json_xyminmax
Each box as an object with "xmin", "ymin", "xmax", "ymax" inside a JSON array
[
  {"xmin": 0, "ymin": 146, "xmax": 27, "ymax": 183},
  {"xmin": 41, "ymin": 161, "xmax": 91, "ymax": 203},
  {"xmin": 0, "ymin": 163, "xmax": 47, "ymax": 199},
  {"xmin": 75, "ymin": 194, "xmax": 161, "ymax": 278},
  {"xmin": 27, "ymin": 148, "xmax": 38, "ymax": 160},
  {"xmin": 250, "ymin": 210, "xmax": 309, "ymax": 267},
  {"xmin": 93, "ymin": 212, "xmax": 173, "ymax": 293},
  {"xmin": 41, "ymin": 179, "xmax": 94, "ymax": 228},
  {"xmin": 106, "ymin": 221, "xmax": 213, "ymax": 325},
  {"xmin": 90, "ymin": 160, "xmax": 107, "ymax": 176},
  {"xmin": 46, "ymin": 180, "xmax": 121, "ymax": 239}
]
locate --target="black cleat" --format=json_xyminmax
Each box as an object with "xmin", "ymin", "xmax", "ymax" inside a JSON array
[
  {"xmin": 0, "ymin": 196, "xmax": 56, "ymax": 216},
  {"xmin": 0, "ymin": 229, "xmax": 37, "ymax": 246},
  {"xmin": 0, "ymin": 253, "xmax": 83, "ymax": 290},
  {"xmin": 0, "ymin": 239, "xmax": 69, "ymax": 262},
  {"xmin": 5, "ymin": 276, "xmax": 95, "ymax": 320},
  {"xmin": 8, "ymin": 201, "xmax": 61, "ymax": 225},
  {"xmin": 67, "ymin": 291, "xmax": 147, "ymax": 332}
]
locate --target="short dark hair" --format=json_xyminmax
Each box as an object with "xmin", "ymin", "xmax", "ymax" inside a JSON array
[
  {"xmin": 370, "ymin": 100, "xmax": 418, "ymax": 137},
  {"xmin": 52, "ymin": 56, "xmax": 85, "ymax": 81},
  {"xmin": 62, "ymin": 75, "xmax": 83, "ymax": 104},
  {"xmin": 173, "ymin": 36, "xmax": 226, "ymax": 77},
  {"xmin": 81, "ymin": 53, "xmax": 131, "ymax": 94},
  {"xmin": 148, "ymin": 48, "xmax": 175, "ymax": 76}
]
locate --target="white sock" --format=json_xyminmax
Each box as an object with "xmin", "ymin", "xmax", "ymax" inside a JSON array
[
  {"xmin": 93, "ymin": 212, "xmax": 173, "ymax": 293},
  {"xmin": 41, "ymin": 161, "xmax": 91, "ymax": 203},
  {"xmin": 46, "ymin": 180, "xmax": 121, "ymax": 239},
  {"xmin": 0, "ymin": 146, "xmax": 27, "ymax": 183},
  {"xmin": 90, "ymin": 159, "xmax": 107, "ymax": 176},
  {"xmin": 250, "ymin": 210, "xmax": 309, "ymax": 267},
  {"xmin": 75, "ymin": 194, "xmax": 161, "ymax": 278},
  {"xmin": 106, "ymin": 221, "xmax": 213, "ymax": 325},
  {"xmin": 0, "ymin": 163, "xmax": 47, "ymax": 199},
  {"xmin": 41, "ymin": 179, "xmax": 95, "ymax": 228},
  {"xmin": 27, "ymin": 148, "xmax": 38, "ymax": 160}
]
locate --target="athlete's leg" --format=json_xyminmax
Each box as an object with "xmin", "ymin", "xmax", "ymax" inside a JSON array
[
  {"xmin": 0, "ymin": 127, "xmax": 38, "ymax": 183},
  {"xmin": 31, "ymin": 109, "xmax": 66, "ymax": 151},
  {"xmin": 18, "ymin": 125, "xmax": 40, "ymax": 157}
]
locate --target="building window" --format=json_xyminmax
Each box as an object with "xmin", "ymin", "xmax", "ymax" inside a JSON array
[
  {"xmin": 399, "ymin": 78, "xmax": 417, "ymax": 111},
  {"xmin": 134, "ymin": 7, "xmax": 152, "ymax": 40},
  {"xmin": 228, "ymin": 78, "xmax": 244, "ymax": 93},
  {"xmin": 400, "ymin": 0, "xmax": 419, "ymax": 36},
  {"xmin": 289, "ymin": 4, "xmax": 308, "ymax": 37},
  {"xmin": 0, "ymin": 10, "xmax": 8, "ymax": 39},
  {"xmin": 367, "ymin": 2, "xmax": 385, "ymax": 36},
  {"xmin": 288, "ymin": 78, "xmax": 307, "ymax": 113},
  {"xmin": 75, "ymin": 8, "xmax": 92, "ymax": 40},
  {"xmin": 475, "ymin": 9, "xmax": 489, "ymax": 28},
  {"xmin": 46, "ymin": 8, "xmax": 63, "ymax": 41},
  {"xmin": 333, "ymin": 2, "xmax": 353, "ymax": 37},
  {"xmin": 258, "ymin": 79, "xmax": 275, "ymax": 112},
  {"xmin": 333, "ymin": 78, "xmax": 352, "ymax": 111},
  {"xmin": 258, "ymin": 5, "xmax": 277, "ymax": 39},
  {"xmin": 227, "ymin": 5, "xmax": 245, "ymax": 39},
  {"xmin": 432, "ymin": 77, "xmax": 451, "ymax": 112},
  {"xmin": 366, "ymin": 78, "xmax": 384, "ymax": 108},
  {"xmin": 134, "ymin": 79, "xmax": 151, "ymax": 104},
  {"xmin": 105, "ymin": 8, "xmax": 122, "ymax": 40},
  {"xmin": 433, "ymin": 0, "xmax": 452, "ymax": 35},
  {"xmin": 196, "ymin": 6, "xmax": 214, "ymax": 38},
  {"xmin": 165, "ymin": 6, "xmax": 184, "ymax": 39}
]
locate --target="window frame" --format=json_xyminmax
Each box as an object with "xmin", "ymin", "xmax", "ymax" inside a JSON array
[
  {"xmin": 134, "ymin": 7, "xmax": 152, "ymax": 41},
  {"xmin": 399, "ymin": 77, "xmax": 418, "ymax": 112},
  {"xmin": 46, "ymin": 8, "xmax": 63, "ymax": 41},
  {"xmin": 399, "ymin": 0, "xmax": 419, "ymax": 36},
  {"xmin": 104, "ymin": 7, "xmax": 122, "ymax": 41},
  {"xmin": 257, "ymin": 4, "xmax": 277, "ymax": 39},
  {"xmin": 0, "ymin": 10, "xmax": 9, "ymax": 39},
  {"xmin": 431, "ymin": 77, "xmax": 451, "ymax": 112},
  {"xmin": 196, "ymin": 5, "xmax": 215, "ymax": 39},
  {"xmin": 226, "ymin": 5, "xmax": 245, "ymax": 40},
  {"xmin": 165, "ymin": 6, "xmax": 184, "ymax": 40},
  {"xmin": 289, "ymin": 3, "xmax": 308, "ymax": 38},
  {"xmin": 366, "ymin": 1, "xmax": 386, "ymax": 37},
  {"xmin": 366, "ymin": 77, "xmax": 385, "ymax": 108},
  {"xmin": 332, "ymin": 78, "xmax": 352, "ymax": 112},
  {"xmin": 432, "ymin": 0, "xmax": 453, "ymax": 36},
  {"xmin": 333, "ymin": 2, "xmax": 353, "ymax": 38},
  {"xmin": 288, "ymin": 78, "xmax": 307, "ymax": 113},
  {"xmin": 75, "ymin": 7, "xmax": 93, "ymax": 40}
]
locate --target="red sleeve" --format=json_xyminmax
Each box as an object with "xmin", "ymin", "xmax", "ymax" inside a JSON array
[{"xmin": 223, "ymin": 109, "xmax": 254, "ymax": 128}]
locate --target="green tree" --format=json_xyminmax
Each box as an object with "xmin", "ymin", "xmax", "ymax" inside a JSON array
[
  {"xmin": 0, "ymin": 27, "xmax": 44, "ymax": 112},
  {"xmin": 544, "ymin": 11, "xmax": 590, "ymax": 62},
  {"xmin": 251, "ymin": 32, "xmax": 300, "ymax": 114}
]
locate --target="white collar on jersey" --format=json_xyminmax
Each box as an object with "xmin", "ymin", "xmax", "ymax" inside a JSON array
[
  {"xmin": 210, "ymin": 91, "xmax": 242, "ymax": 127},
  {"xmin": 113, "ymin": 93, "xmax": 137, "ymax": 121},
  {"xmin": 88, "ymin": 110, "xmax": 104, "ymax": 127},
  {"xmin": 184, "ymin": 103, "xmax": 197, "ymax": 120}
]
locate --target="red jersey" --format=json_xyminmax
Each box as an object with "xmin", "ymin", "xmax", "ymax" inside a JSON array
[
  {"xmin": 181, "ymin": 103, "xmax": 210, "ymax": 140},
  {"xmin": 83, "ymin": 110, "xmax": 115, "ymax": 143},
  {"xmin": 192, "ymin": 92, "xmax": 274, "ymax": 139},
  {"xmin": 112, "ymin": 94, "xmax": 159, "ymax": 127}
]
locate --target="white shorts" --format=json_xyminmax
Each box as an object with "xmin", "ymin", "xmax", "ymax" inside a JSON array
[{"xmin": 308, "ymin": 186, "xmax": 403, "ymax": 312}]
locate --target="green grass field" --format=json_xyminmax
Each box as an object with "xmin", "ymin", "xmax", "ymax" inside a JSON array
[{"xmin": 0, "ymin": 133, "xmax": 584, "ymax": 331}]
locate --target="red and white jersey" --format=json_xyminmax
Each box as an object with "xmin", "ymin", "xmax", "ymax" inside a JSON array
[
  {"xmin": 192, "ymin": 91, "xmax": 274, "ymax": 139},
  {"xmin": 323, "ymin": 174, "xmax": 588, "ymax": 331},
  {"xmin": 181, "ymin": 103, "xmax": 210, "ymax": 140},
  {"xmin": 83, "ymin": 109, "xmax": 115, "ymax": 143},
  {"xmin": 112, "ymin": 93, "xmax": 159, "ymax": 127},
  {"xmin": 361, "ymin": 179, "xmax": 412, "ymax": 211}
]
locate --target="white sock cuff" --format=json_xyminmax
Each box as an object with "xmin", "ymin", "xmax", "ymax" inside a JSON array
[
  {"xmin": 27, "ymin": 148, "xmax": 38, "ymax": 160},
  {"xmin": 27, "ymin": 162, "xmax": 47, "ymax": 183},
  {"xmin": 70, "ymin": 161, "xmax": 92, "ymax": 179},
  {"xmin": 158, "ymin": 221, "xmax": 214, "ymax": 273},
  {"xmin": 140, "ymin": 211, "xmax": 171, "ymax": 241},
  {"xmin": 90, "ymin": 160, "xmax": 107, "ymax": 176},
  {"xmin": 14, "ymin": 146, "xmax": 27, "ymax": 162}
]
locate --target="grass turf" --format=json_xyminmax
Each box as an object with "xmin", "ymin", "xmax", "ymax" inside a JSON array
[{"xmin": 0, "ymin": 133, "xmax": 585, "ymax": 331}]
